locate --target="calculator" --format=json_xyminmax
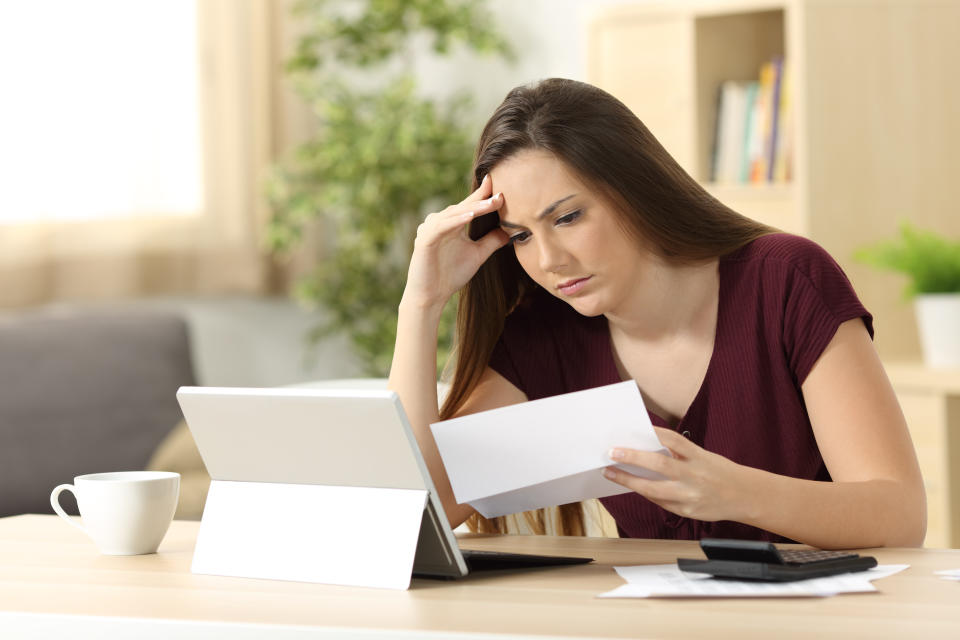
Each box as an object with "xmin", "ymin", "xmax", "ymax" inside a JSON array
[{"xmin": 676, "ymin": 538, "xmax": 878, "ymax": 582}]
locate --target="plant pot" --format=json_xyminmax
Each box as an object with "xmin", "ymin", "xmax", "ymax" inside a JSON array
[{"xmin": 915, "ymin": 293, "xmax": 960, "ymax": 368}]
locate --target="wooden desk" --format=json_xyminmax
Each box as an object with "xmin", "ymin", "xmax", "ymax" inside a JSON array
[{"xmin": 2, "ymin": 515, "xmax": 959, "ymax": 638}]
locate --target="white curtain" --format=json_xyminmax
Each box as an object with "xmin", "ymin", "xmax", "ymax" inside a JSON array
[{"xmin": 0, "ymin": 0, "xmax": 285, "ymax": 306}]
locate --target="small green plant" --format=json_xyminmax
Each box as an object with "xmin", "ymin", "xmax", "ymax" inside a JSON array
[
  {"xmin": 855, "ymin": 223, "xmax": 960, "ymax": 298},
  {"xmin": 266, "ymin": 0, "xmax": 512, "ymax": 376}
]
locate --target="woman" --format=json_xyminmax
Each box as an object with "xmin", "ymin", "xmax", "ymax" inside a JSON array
[{"xmin": 388, "ymin": 78, "xmax": 926, "ymax": 548}]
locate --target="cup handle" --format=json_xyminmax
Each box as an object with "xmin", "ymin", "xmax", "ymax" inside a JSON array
[{"xmin": 50, "ymin": 484, "xmax": 87, "ymax": 533}]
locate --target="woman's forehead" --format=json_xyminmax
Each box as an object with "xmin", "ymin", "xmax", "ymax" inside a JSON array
[
  {"xmin": 491, "ymin": 151, "xmax": 586, "ymax": 223},
  {"xmin": 490, "ymin": 149, "xmax": 572, "ymax": 183}
]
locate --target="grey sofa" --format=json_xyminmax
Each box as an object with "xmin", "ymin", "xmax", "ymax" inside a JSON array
[{"xmin": 0, "ymin": 308, "xmax": 196, "ymax": 517}]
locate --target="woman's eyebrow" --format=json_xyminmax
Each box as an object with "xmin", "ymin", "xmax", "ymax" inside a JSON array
[{"xmin": 499, "ymin": 194, "xmax": 577, "ymax": 229}]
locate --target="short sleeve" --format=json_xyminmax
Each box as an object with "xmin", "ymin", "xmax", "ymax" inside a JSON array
[{"xmin": 778, "ymin": 238, "xmax": 873, "ymax": 385}]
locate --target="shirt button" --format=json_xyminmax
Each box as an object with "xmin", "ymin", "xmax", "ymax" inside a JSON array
[{"xmin": 681, "ymin": 430, "xmax": 691, "ymax": 439}]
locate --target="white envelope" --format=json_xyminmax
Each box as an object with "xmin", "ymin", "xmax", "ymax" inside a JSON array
[{"xmin": 430, "ymin": 381, "xmax": 668, "ymax": 518}]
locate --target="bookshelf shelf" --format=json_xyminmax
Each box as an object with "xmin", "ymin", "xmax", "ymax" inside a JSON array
[
  {"xmin": 703, "ymin": 182, "xmax": 798, "ymax": 233},
  {"xmin": 702, "ymin": 182, "xmax": 793, "ymax": 198}
]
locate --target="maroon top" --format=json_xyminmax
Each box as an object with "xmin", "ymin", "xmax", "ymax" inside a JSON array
[{"xmin": 488, "ymin": 233, "xmax": 873, "ymax": 542}]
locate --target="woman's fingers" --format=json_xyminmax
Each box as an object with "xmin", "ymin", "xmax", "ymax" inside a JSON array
[
  {"xmin": 652, "ymin": 427, "xmax": 696, "ymax": 457},
  {"xmin": 428, "ymin": 209, "xmax": 480, "ymax": 238},
  {"xmin": 474, "ymin": 226, "xmax": 511, "ymax": 255},
  {"xmin": 444, "ymin": 190, "xmax": 501, "ymax": 221},
  {"xmin": 405, "ymin": 181, "xmax": 505, "ymax": 302},
  {"xmin": 419, "ymin": 193, "xmax": 503, "ymax": 241},
  {"xmin": 603, "ymin": 467, "xmax": 678, "ymax": 501},
  {"xmin": 609, "ymin": 447, "xmax": 678, "ymax": 477},
  {"xmin": 458, "ymin": 173, "xmax": 493, "ymax": 205}
]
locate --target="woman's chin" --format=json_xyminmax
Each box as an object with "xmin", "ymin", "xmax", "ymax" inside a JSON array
[{"xmin": 563, "ymin": 297, "xmax": 606, "ymax": 318}]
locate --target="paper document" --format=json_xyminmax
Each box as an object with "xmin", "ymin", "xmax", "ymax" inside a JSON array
[
  {"xmin": 934, "ymin": 569, "xmax": 960, "ymax": 581},
  {"xmin": 598, "ymin": 564, "xmax": 909, "ymax": 598},
  {"xmin": 430, "ymin": 381, "xmax": 667, "ymax": 518}
]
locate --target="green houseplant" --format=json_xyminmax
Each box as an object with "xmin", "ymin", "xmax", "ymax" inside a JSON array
[
  {"xmin": 856, "ymin": 223, "xmax": 960, "ymax": 368},
  {"xmin": 266, "ymin": 0, "xmax": 512, "ymax": 376}
]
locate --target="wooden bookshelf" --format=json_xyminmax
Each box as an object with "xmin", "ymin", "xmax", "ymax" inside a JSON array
[{"xmin": 588, "ymin": 0, "xmax": 960, "ymax": 547}]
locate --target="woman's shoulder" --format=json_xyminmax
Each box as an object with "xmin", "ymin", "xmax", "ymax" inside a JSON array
[
  {"xmin": 724, "ymin": 231, "xmax": 872, "ymax": 335},
  {"xmin": 726, "ymin": 232, "xmax": 842, "ymax": 278}
]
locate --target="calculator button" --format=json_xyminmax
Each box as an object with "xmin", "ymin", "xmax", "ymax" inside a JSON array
[{"xmin": 779, "ymin": 549, "xmax": 858, "ymax": 564}]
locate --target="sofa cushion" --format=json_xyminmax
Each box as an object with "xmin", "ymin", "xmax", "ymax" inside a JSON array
[
  {"xmin": 0, "ymin": 308, "xmax": 196, "ymax": 517},
  {"xmin": 147, "ymin": 419, "xmax": 209, "ymax": 520}
]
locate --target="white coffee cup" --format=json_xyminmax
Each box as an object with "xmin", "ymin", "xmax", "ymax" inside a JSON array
[{"xmin": 50, "ymin": 471, "xmax": 180, "ymax": 555}]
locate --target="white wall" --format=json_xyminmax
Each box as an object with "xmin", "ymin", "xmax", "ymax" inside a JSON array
[
  {"xmin": 276, "ymin": 0, "xmax": 638, "ymax": 144},
  {"xmin": 414, "ymin": 0, "xmax": 633, "ymax": 134}
]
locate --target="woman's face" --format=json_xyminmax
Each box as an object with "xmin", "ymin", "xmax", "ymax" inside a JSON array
[{"xmin": 489, "ymin": 149, "xmax": 652, "ymax": 318}]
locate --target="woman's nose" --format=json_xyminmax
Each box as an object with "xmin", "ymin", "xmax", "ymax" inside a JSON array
[{"xmin": 537, "ymin": 238, "xmax": 568, "ymax": 273}]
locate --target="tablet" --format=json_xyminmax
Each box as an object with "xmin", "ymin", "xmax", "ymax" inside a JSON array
[{"xmin": 176, "ymin": 386, "xmax": 591, "ymax": 580}]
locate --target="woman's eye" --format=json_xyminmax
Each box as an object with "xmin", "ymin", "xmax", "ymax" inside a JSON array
[
  {"xmin": 555, "ymin": 209, "xmax": 582, "ymax": 226},
  {"xmin": 510, "ymin": 231, "xmax": 531, "ymax": 245}
]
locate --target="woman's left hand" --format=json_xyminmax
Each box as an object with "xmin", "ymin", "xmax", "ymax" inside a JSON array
[{"xmin": 603, "ymin": 427, "xmax": 753, "ymax": 522}]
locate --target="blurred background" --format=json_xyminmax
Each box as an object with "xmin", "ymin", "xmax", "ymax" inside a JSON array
[
  {"xmin": 0, "ymin": 0, "xmax": 643, "ymax": 386},
  {"xmin": 2, "ymin": 0, "xmax": 959, "ymax": 544},
  {"xmin": 3, "ymin": 0, "xmax": 958, "ymax": 379}
]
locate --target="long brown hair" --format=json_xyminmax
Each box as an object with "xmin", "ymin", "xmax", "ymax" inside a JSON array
[{"xmin": 440, "ymin": 78, "xmax": 773, "ymax": 535}]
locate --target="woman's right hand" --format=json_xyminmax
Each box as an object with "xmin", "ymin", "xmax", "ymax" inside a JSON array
[{"xmin": 402, "ymin": 174, "xmax": 510, "ymax": 311}]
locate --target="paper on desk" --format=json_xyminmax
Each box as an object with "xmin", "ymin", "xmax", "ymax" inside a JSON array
[
  {"xmin": 430, "ymin": 381, "xmax": 668, "ymax": 518},
  {"xmin": 597, "ymin": 564, "xmax": 909, "ymax": 598},
  {"xmin": 934, "ymin": 569, "xmax": 960, "ymax": 581}
]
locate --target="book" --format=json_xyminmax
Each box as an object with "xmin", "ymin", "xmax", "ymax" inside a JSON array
[
  {"xmin": 709, "ymin": 56, "xmax": 792, "ymax": 185},
  {"xmin": 749, "ymin": 60, "xmax": 776, "ymax": 183},
  {"xmin": 712, "ymin": 81, "xmax": 749, "ymax": 184},
  {"xmin": 772, "ymin": 62, "xmax": 793, "ymax": 183},
  {"xmin": 742, "ymin": 81, "xmax": 762, "ymax": 183},
  {"xmin": 765, "ymin": 57, "xmax": 784, "ymax": 182}
]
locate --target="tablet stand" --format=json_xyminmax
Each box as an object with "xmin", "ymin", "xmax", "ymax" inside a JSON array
[{"xmin": 191, "ymin": 480, "xmax": 428, "ymax": 590}]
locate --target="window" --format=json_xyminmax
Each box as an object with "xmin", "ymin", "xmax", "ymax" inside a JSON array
[
  {"xmin": 0, "ymin": 0, "xmax": 202, "ymax": 224},
  {"xmin": 0, "ymin": 0, "xmax": 278, "ymax": 306}
]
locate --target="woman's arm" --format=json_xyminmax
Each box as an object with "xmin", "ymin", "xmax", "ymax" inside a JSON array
[
  {"xmin": 778, "ymin": 317, "xmax": 926, "ymax": 547},
  {"xmin": 603, "ymin": 318, "xmax": 927, "ymax": 548},
  {"xmin": 387, "ymin": 175, "xmax": 515, "ymax": 529},
  {"xmin": 391, "ymin": 313, "xmax": 525, "ymax": 528}
]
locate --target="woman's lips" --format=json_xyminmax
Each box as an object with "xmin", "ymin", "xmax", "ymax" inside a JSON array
[{"xmin": 557, "ymin": 276, "xmax": 591, "ymax": 295}]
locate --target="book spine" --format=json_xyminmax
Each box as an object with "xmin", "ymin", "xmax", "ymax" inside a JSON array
[
  {"xmin": 713, "ymin": 81, "xmax": 749, "ymax": 184},
  {"xmin": 765, "ymin": 57, "xmax": 784, "ymax": 182},
  {"xmin": 750, "ymin": 60, "xmax": 775, "ymax": 183},
  {"xmin": 709, "ymin": 83, "xmax": 725, "ymax": 183},
  {"xmin": 773, "ymin": 62, "xmax": 792, "ymax": 183},
  {"xmin": 741, "ymin": 81, "xmax": 761, "ymax": 183}
]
